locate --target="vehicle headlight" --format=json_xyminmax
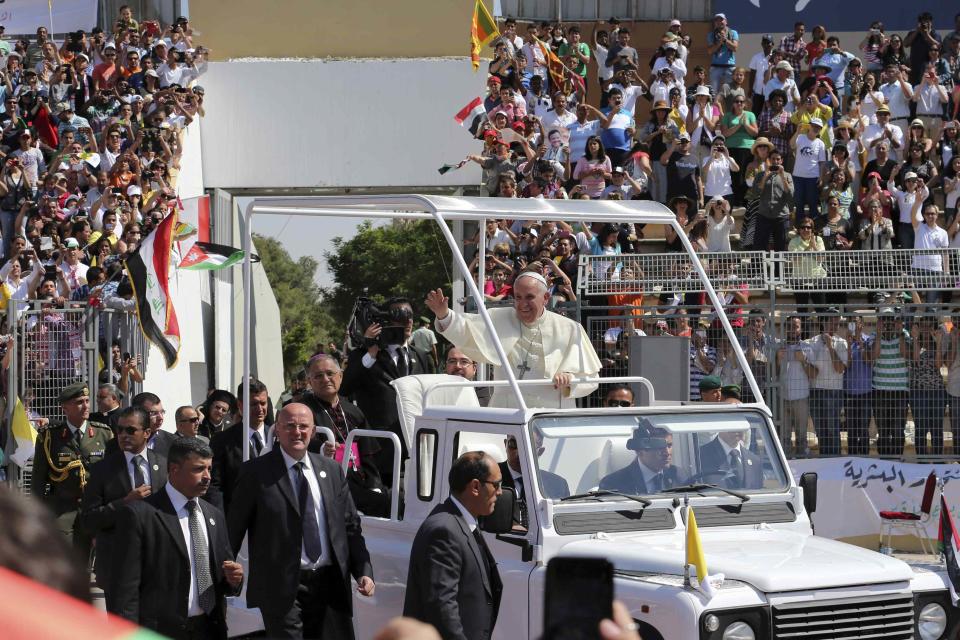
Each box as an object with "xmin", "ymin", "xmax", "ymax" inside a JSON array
[
  {"xmin": 918, "ymin": 602, "xmax": 947, "ymax": 640},
  {"xmin": 722, "ymin": 621, "xmax": 756, "ymax": 640}
]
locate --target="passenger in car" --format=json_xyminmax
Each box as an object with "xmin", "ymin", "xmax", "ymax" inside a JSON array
[
  {"xmin": 698, "ymin": 429, "xmax": 763, "ymax": 489},
  {"xmin": 598, "ymin": 424, "xmax": 678, "ymax": 494}
]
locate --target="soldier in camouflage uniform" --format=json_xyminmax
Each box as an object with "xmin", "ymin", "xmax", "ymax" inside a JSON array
[{"xmin": 31, "ymin": 382, "xmax": 113, "ymax": 559}]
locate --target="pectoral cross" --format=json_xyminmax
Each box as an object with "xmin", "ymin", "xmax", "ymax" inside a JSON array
[{"xmin": 517, "ymin": 360, "xmax": 531, "ymax": 378}]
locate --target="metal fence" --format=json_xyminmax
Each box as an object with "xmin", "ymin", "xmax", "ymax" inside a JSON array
[
  {"xmin": 2, "ymin": 302, "xmax": 148, "ymax": 486},
  {"xmin": 579, "ymin": 249, "xmax": 960, "ymax": 297},
  {"xmin": 583, "ymin": 302, "xmax": 960, "ymax": 462},
  {"xmin": 497, "ymin": 0, "xmax": 714, "ymax": 21}
]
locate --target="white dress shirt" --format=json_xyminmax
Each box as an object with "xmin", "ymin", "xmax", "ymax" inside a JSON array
[
  {"xmin": 450, "ymin": 495, "xmax": 478, "ymax": 532},
  {"xmin": 165, "ymin": 483, "xmax": 208, "ymax": 617},
  {"xmin": 362, "ymin": 342, "xmax": 411, "ymax": 371},
  {"xmin": 280, "ymin": 449, "xmax": 331, "ymax": 569},
  {"xmin": 123, "ymin": 448, "xmax": 151, "ymax": 488}
]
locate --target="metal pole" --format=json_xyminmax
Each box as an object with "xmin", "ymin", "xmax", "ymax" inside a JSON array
[
  {"xmin": 682, "ymin": 493, "xmax": 691, "ymax": 589},
  {"xmin": 241, "ymin": 201, "xmax": 253, "ymax": 463},
  {"xmin": 4, "ymin": 299, "xmax": 18, "ymax": 485}
]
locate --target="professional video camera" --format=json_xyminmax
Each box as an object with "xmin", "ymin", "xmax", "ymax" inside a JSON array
[{"xmin": 346, "ymin": 297, "xmax": 413, "ymax": 351}]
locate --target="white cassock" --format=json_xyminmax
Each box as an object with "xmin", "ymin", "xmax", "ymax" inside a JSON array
[{"xmin": 436, "ymin": 307, "xmax": 602, "ymax": 408}]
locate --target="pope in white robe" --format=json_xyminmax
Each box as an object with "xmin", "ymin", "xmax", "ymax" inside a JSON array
[{"xmin": 426, "ymin": 272, "xmax": 602, "ymax": 408}]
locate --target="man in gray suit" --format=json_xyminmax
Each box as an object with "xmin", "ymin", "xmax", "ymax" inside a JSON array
[{"xmin": 403, "ymin": 452, "xmax": 504, "ymax": 640}]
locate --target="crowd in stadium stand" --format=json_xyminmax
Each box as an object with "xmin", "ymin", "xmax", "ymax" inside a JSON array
[
  {"xmin": 0, "ymin": 7, "xmax": 208, "ymax": 424},
  {"xmin": 464, "ymin": 12, "xmax": 960, "ymax": 458}
]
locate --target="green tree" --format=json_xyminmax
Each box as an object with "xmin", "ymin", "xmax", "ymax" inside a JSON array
[
  {"xmin": 324, "ymin": 220, "xmax": 453, "ymax": 325},
  {"xmin": 254, "ymin": 233, "xmax": 340, "ymax": 377}
]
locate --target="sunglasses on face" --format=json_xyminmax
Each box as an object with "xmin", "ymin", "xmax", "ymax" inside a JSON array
[
  {"xmin": 607, "ymin": 399, "xmax": 632, "ymax": 407},
  {"xmin": 118, "ymin": 426, "xmax": 145, "ymax": 435}
]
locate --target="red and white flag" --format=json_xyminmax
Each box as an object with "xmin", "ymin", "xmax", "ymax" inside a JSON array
[
  {"xmin": 126, "ymin": 212, "xmax": 181, "ymax": 368},
  {"xmin": 454, "ymin": 97, "xmax": 487, "ymax": 137},
  {"xmin": 176, "ymin": 194, "xmax": 210, "ymax": 258}
]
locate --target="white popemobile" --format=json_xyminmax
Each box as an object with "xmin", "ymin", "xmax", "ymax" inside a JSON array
[{"xmin": 238, "ymin": 195, "xmax": 960, "ymax": 640}]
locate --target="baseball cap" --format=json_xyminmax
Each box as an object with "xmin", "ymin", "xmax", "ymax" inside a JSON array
[
  {"xmin": 762, "ymin": 34, "xmax": 774, "ymax": 43},
  {"xmin": 910, "ymin": 118, "xmax": 925, "ymax": 128},
  {"xmin": 664, "ymin": 41, "xmax": 678, "ymax": 50},
  {"xmin": 808, "ymin": 117, "xmax": 824, "ymax": 129},
  {"xmin": 904, "ymin": 171, "xmax": 919, "ymax": 180},
  {"xmin": 774, "ymin": 61, "xmax": 793, "ymax": 72},
  {"xmin": 612, "ymin": 166, "xmax": 625, "ymax": 174},
  {"xmin": 678, "ymin": 132, "xmax": 691, "ymax": 142},
  {"xmin": 126, "ymin": 185, "xmax": 142, "ymax": 196},
  {"xmin": 713, "ymin": 13, "xmax": 726, "ymax": 20},
  {"xmin": 487, "ymin": 76, "xmax": 501, "ymax": 85},
  {"xmin": 56, "ymin": 102, "xmax": 73, "ymax": 113},
  {"xmin": 145, "ymin": 69, "xmax": 159, "ymax": 77},
  {"xmin": 670, "ymin": 19, "xmax": 681, "ymax": 27},
  {"xmin": 64, "ymin": 237, "xmax": 80, "ymax": 249}
]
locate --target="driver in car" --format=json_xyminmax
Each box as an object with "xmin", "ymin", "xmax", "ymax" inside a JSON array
[
  {"xmin": 698, "ymin": 430, "xmax": 763, "ymax": 490},
  {"xmin": 599, "ymin": 423, "xmax": 678, "ymax": 495}
]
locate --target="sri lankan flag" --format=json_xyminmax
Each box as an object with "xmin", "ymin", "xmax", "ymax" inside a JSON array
[
  {"xmin": 470, "ymin": 0, "xmax": 498, "ymax": 71},
  {"xmin": 537, "ymin": 37, "xmax": 585, "ymax": 96},
  {"xmin": 0, "ymin": 566, "xmax": 165, "ymax": 639}
]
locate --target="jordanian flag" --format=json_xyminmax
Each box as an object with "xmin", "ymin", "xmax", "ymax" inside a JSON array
[
  {"xmin": 470, "ymin": 0, "xmax": 498, "ymax": 71},
  {"xmin": 126, "ymin": 212, "xmax": 181, "ymax": 369},
  {"xmin": 179, "ymin": 242, "xmax": 257, "ymax": 271},
  {"xmin": 0, "ymin": 566, "xmax": 165, "ymax": 639},
  {"xmin": 939, "ymin": 495, "xmax": 960, "ymax": 604}
]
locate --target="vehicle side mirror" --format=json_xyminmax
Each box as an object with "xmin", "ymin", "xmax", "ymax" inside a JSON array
[
  {"xmin": 480, "ymin": 487, "xmax": 516, "ymax": 534},
  {"xmin": 799, "ymin": 472, "xmax": 818, "ymax": 515}
]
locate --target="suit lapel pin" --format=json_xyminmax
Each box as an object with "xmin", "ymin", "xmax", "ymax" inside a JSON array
[
  {"xmin": 319, "ymin": 470, "xmax": 327, "ymax": 479},
  {"xmin": 153, "ymin": 464, "xmax": 159, "ymax": 471},
  {"xmin": 209, "ymin": 517, "xmax": 216, "ymax": 526},
  {"xmin": 747, "ymin": 459, "xmax": 753, "ymax": 466}
]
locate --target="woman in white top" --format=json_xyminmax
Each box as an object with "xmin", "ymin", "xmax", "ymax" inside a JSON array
[
  {"xmin": 702, "ymin": 136, "xmax": 739, "ymax": 201},
  {"xmin": 887, "ymin": 164, "xmax": 929, "ymax": 250},
  {"xmin": 686, "ymin": 86, "xmax": 718, "ymax": 166},
  {"xmin": 705, "ymin": 196, "xmax": 735, "ymax": 252},
  {"xmin": 858, "ymin": 73, "xmax": 885, "ymax": 124}
]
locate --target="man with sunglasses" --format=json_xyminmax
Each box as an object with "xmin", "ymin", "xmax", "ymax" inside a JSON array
[
  {"xmin": 80, "ymin": 406, "xmax": 166, "ymax": 601},
  {"xmin": 600, "ymin": 423, "xmax": 677, "ymax": 495},
  {"xmin": 500, "ymin": 428, "xmax": 570, "ymax": 528},
  {"xmin": 173, "ymin": 405, "xmax": 208, "ymax": 445},
  {"xmin": 605, "ymin": 383, "xmax": 634, "ymax": 408}
]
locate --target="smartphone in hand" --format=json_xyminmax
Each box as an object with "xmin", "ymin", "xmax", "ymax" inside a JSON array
[{"xmin": 543, "ymin": 557, "xmax": 614, "ymax": 640}]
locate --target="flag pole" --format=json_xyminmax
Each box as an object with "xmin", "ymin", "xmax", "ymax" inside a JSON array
[
  {"xmin": 683, "ymin": 492, "xmax": 691, "ymax": 589},
  {"xmin": 48, "ymin": 0, "xmax": 55, "ymax": 36}
]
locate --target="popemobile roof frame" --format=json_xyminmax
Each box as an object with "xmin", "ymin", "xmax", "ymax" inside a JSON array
[{"xmin": 237, "ymin": 195, "xmax": 764, "ymax": 462}]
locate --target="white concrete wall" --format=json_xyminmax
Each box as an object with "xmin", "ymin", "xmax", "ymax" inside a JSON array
[{"xmin": 198, "ymin": 59, "xmax": 485, "ymax": 189}]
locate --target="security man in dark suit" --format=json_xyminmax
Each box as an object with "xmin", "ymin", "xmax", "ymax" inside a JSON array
[
  {"xmin": 227, "ymin": 402, "xmax": 375, "ymax": 639},
  {"xmin": 404, "ymin": 451, "xmax": 504, "ymax": 640},
  {"xmin": 499, "ymin": 429, "xmax": 570, "ymax": 527},
  {"xmin": 599, "ymin": 423, "xmax": 679, "ymax": 495},
  {"xmin": 106, "ymin": 391, "xmax": 177, "ymax": 457},
  {"xmin": 698, "ymin": 430, "xmax": 763, "ymax": 490},
  {"xmin": 209, "ymin": 378, "xmax": 273, "ymax": 513},
  {"xmin": 341, "ymin": 297, "xmax": 432, "ymax": 479},
  {"xmin": 31, "ymin": 381, "xmax": 113, "ymax": 557},
  {"xmin": 80, "ymin": 406, "xmax": 167, "ymax": 601},
  {"xmin": 110, "ymin": 438, "xmax": 243, "ymax": 639}
]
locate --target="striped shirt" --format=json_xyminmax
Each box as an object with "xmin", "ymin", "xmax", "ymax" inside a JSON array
[
  {"xmin": 689, "ymin": 345, "xmax": 717, "ymax": 400},
  {"xmin": 872, "ymin": 337, "xmax": 909, "ymax": 391}
]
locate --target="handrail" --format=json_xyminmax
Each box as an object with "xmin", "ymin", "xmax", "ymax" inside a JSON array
[
  {"xmin": 578, "ymin": 248, "xmax": 960, "ymax": 295},
  {"xmin": 342, "ymin": 429, "xmax": 402, "ymax": 521},
  {"xmin": 422, "ymin": 375, "xmax": 657, "ymax": 408}
]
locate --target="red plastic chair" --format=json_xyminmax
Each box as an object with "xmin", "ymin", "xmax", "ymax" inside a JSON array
[{"xmin": 878, "ymin": 471, "xmax": 938, "ymax": 555}]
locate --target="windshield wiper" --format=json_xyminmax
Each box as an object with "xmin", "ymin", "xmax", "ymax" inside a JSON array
[
  {"xmin": 659, "ymin": 483, "xmax": 750, "ymax": 502},
  {"xmin": 559, "ymin": 490, "xmax": 652, "ymax": 507}
]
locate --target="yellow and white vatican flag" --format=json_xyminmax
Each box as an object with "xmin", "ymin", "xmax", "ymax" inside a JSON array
[{"xmin": 686, "ymin": 506, "xmax": 723, "ymax": 598}]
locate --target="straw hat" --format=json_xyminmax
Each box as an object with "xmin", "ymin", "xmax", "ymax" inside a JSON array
[{"xmin": 751, "ymin": 137, "xmax": 774, "ymax": 155}]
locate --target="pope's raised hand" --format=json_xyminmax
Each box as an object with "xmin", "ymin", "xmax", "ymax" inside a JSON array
[{"xmin": 425, "ymin": 289, "xmax": 449, "ymax": 320}]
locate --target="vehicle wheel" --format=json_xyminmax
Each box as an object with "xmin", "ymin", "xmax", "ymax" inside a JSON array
[{"xmin": 636, "ymin": 620, "xmax": 664, "ymax": 640}]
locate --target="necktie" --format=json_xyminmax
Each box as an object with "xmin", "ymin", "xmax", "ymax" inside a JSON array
[
  {"xmin": 729, "ymin": 449, "xmax": 744, "ymax": 488},
  {"xmin": 472, "ymin": 528, "xmax": 494, "ymax": 580},
  {"xmin": 132, "ymin": 454, "xmax": 145, "ymax": 488},
  {"xmin": 396, "ymin": 347, "xmax": 408, "ymax": 376},
  {"xmin": 295, "ymin": 462, "xmax": 324, "ymax": 563},
  {"xmin": 185, "ymin": 500, "xmax": 215, "ymax": 615},
  {"xmin": 514, "ymin": 476, "xmax": 528, "ymax": 528},
  {"xmin": 251, "ymin": 430, "xmax": 263, "ymax": 456},
  {"xmin": 650, "ymin": 472, "xmax": 663, "ymax": 492},
  {"xmin": 73, "ymin": 428, "xmax": 82, "ymax": 447}
]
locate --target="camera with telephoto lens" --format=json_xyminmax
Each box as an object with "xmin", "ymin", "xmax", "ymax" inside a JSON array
[{"xmin": 348, "ymin": 296, "xmax": 413, "ymax": 350}]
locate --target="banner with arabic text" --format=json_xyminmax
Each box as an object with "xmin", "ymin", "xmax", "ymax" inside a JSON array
[{"xmin": 789, "ymin": 457, "xmax": 958, "ymax": 544}]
